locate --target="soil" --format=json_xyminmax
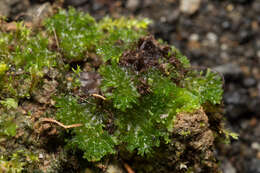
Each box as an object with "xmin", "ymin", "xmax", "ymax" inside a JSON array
[{"xmin": 1, "ymin": 0, "xmax": 260, "ymax": 172}]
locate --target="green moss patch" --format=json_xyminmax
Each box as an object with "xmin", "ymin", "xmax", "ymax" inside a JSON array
[{"xmin": 0, "ymin": 7, "xmax": 236, "ymax": 172}]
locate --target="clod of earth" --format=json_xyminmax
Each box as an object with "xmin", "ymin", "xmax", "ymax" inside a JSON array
[{"xmin": 0, "ymin": 7, "xmax": 237, "ymax": 172}]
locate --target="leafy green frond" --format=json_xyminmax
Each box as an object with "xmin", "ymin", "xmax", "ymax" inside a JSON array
[
  {"xmin": 13, "ymin": 34, "xmax": 56, "ymax": 75},
  {"xmin": 115, "ymin": 98, "xmax": 167, "ymax": 156},
  {"xmin": 184, "ymin": 69, "xmax": 223, "ymax": 105},
  {"xmin": 0, "ymin": 98, "xmax": 18, "ymax": 109},
  {"xmin": 98, "ymin": 16, "xmax": 152, "ymax": 31},
  {"xmin": 145, "ymin": 70, "xmax": 200, "ymax": 128},
  {"xmin": 0, "ymin": 32, "xmax": 13, "ymax": 61},
  {"xmin": 45, "ymin": 7, "xmax": 99, "ymax": 60},
  {"xmin": 113, "ymin": 69, "xmax": 201, "ymax": 155},
  {"xmin": 0, "ymin": 104, "xmax": 17, "ymax": 137},
  {"xmin": 68, "ymin": 126, "xmax": 116, "ymax": 162},
  {"xmin": 99, "ymin": 64, "xmax": 140, "ymax": 111},
  {"xmin": 55, "ymin": 96, "xmax": 116, "ymax": 161},
  {"xmin": 147, "ymin": 70, "xmax": 178, "ymax": 97},
  {"xmin": 174, "ymin": 88, "xmax": 201, "ymax": 113},
  {"xmin": 147, "ymin": 70, "xmax": 200, "ymax": 112},
  {"xmin": 95, "ymin": 17, "xmax": 150, "ymax": 62},
  {"xmin": 169, "ymin": 46, "xmax": 190, "ymax": 68},
  {"xmin": 0, "ymin": 62, "xmax": 8, "ymax": 75},
  {"xmin": 221, "ymin": 129, "xmax": 239, "ymax": 144}
]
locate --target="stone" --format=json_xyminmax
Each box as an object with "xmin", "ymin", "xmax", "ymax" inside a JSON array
[
  {"xmin": 251, "ymin": 142, "xmax": 260, "ymax": 151},
  {"xmin": 39, "ymin": 153, "xmax": 44, "ymax": 159},
  {"xmin": 126, "ymin": 0, "xmax": 140, "ymax": 10},
  {"xmin": 106, "ymin": 163, "xmax": 124, "ymax": 173},
  {"xmin": 189, "ymin": 33, "xmax": 200, "ymax": 41},
  {"xmin": 206, "ymin": 32, "xmax": 218, "ymax": 44},
  {"xmin": 222, "ymin": 160, "xmax": 236, "ymax": 173},
  {"xmin": 9, "ymin": 0, "xmax": 30, "ymax": 19},
  {"xmin": 180, "ymin": 0, "xmax": 201, "ymax": 15},
  {"xmin": 243, "ymin": 77, "xmax": 256, "ymax": 87},
  {"xmin": 0, "ymin": 0, "xmax": 10, "ymax": 17},
  {"xmin": 213, "ymin": 63, "xmax": 242, "ymax": 76},
  {"xmin": 25, "ymin": 3, "xmax": 52, "ymax": 22},
  {"xmin": 247, "ymin": 158, "xmax": 260, "ymax": 173}
]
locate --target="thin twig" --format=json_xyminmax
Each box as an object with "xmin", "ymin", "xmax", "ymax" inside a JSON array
[
  {"xmin": 123, "ymin": 163, "xmax": 135, "ymax": 173},
  {"xmin": 52, "ymin": 26, "xmax": 60, "ymax": 50},
  {"xmin": 40, "ymin": 118, "xmax": 82, "ymax": 129},
  {"xmin": 92, "ymin": 93, "xmax": 106, "ymax": 100}
]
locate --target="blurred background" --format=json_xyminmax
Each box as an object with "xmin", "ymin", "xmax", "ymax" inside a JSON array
[{"xmin": 1, "ymin": 0, "xmax": 260, "ymax": 172}]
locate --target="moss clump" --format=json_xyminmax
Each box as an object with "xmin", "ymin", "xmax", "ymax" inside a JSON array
[
  {"xmin": 55, "ymin": 96, "xmax": 116, "ymax": 161},
  {"xmin": 0, "ymin": 22, "xmax": 57, "ymax": 99},
  {"xmin": 0, "ymin": 98, "xmax": 18, "ymax": 137},
  {"xmin": 0, "ymin": 150, "xmax": 39, "ymax": 173},
  {"xmin": 45, "ymin": 7, "xmax": 151, "ymax": 62},
  {"xmin": 0, "ymin": 7, "xmax": 236, "ymax": 172},
  {"xmin": 99, "ymin": 64, "xmax": 140, "ymax": 111}
]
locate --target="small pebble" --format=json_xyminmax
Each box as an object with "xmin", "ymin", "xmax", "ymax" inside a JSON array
[
  {"xmin": 207, "ymin": 32, "xmax": 218, "ymax": 43},
  {"xmin": 180, "ymin": 0, "xmax": 201, "ymax": 15},
  {"xmin": 126, "ymin": 0, "xmax": 139, "ymax": 10},
  {"xmin": 39, "ymin": 153, "xmax": 44, "ymax": 159},
  {"xmin": 222, "ymin": 21, "xmax": 231, "ymax": 29},
  {"xmin": 160, "ymin": 16, "xmax": 167, "ymax": 23},
  {"xmin": 248, "ymin": 159, "xmax": 260, "ymax": 173},
  {"xmin": 106, "ymin": 164, "xmax": 124, "ymax": 173},
  {"xmin": 257, "ymin": 152, "xmax": 260, "ymax": 159},
  {"xmin": 251, "ymin": 142, "xmax": 260, "ymax": 151},
  {"xmin": 222, "ymin": 160, "xmax": 236, "ymax": 173},
  {"xmin": 213, "ymin": 63, "xmax": 242, "ymax": 76},
  {"xmin": 257, "ymin": 51, "xmax": 260, "ymax": 58},
  {"xmin": 190, "ymin": 33, "xmax": 199, "ymax": 41},
  {"xmin": 226, "ymin": 4, "xmax": 234, "ymax": 12},
  {"xmin": 243, "ymin": 77, "xmax": 256, "ymax": 87},
  {"xmin": 221, "ymin": 44, "xmax": 228, "ymax": 51},
  {"xmin": 250, "ymin": 118, "xmax": 258, "ymax": 127}
]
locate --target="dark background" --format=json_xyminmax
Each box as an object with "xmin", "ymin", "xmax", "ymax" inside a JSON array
[{"xmin": 1, "ymin": 0, "xmax": 260, "ymax": 172}]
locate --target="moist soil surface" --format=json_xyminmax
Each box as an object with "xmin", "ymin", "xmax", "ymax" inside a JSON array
[{"xmin": 2, "ymin": 0, "xmax": 260, "ymax": 172}]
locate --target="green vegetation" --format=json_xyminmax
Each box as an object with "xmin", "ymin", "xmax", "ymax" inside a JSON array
[
  {"xmin": 0, "ymin": 150, "xmax": 39, "ymax": 173},
  {"xmin": 45, "ymin": 7, "xmax": 151, "ymax": 62},
  {"xmin": 99, "ymin": 64, "xmax": 140, "ymax": 111},
  {"xmin": 55, "ymin": 96, "xmax": 116, "ymax": 161},
  {"xmin": 0, "ymin": 98, "xmax": 18, "ymax": 137},
  {"xmin": 0, "ymin": 7, "xmax": 235, "ymax": 172}
]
